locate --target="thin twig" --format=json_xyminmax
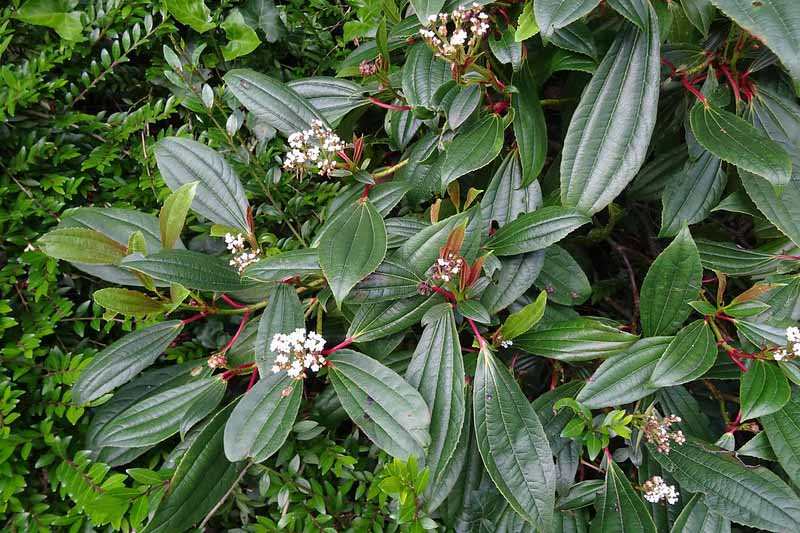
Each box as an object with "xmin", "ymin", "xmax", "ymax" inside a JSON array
[{"xmin": 199, "ymin": 461, "xmax": 252, "ymax": 528}]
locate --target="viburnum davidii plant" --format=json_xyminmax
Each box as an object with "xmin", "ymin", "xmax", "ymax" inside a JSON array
[{"xmin": 34, "ymin": 0, "xmax": 800, "ymax": 531}]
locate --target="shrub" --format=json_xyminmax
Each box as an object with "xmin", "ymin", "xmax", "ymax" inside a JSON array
[{"xmin": 19, "ymin": 0, "xmax": 800, "ymax": 532}]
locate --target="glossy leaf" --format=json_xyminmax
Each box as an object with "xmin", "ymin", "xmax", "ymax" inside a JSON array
[
  {"xmin": 489, "ymin": 28, "xmax": 522, "ymax": 70},
  {"xmin": 474, "ymin": 347, "xmax": 556, "ymax": 530},
  {"xmin": 560, "ymin": 7, "xmax": 660, "ymax": 214},
  {"xmin": 154, "ymin": 137, "xmax": 250, "ymax": 234},
  {"xmin": 695, "ymin": 238, "xmax": 777, "ymax": 276},
  {"xmin": 650, "ymin": 437, "xmax": 800, "ymax": 531},
  {"xmin": 14, "ymin": 0, "xmax": 84, "ymax": 41},
  {"xmin": 480, "ymin": 151, "xmax": 542, "ymax": 229},
  {"xmin": 254, "ymin": 283, "xmax": 304, "ymax": 376},
  {"xmin": 439, "ymin": 114, "xmax": 505, "ymax": 190},
  {"xmin": 347, "ymin": 293, "xmax": 443, "ymax": 342},
  {"xmin": 224, "ymin": 371, "xmax": 302, "ymax": 462},
  {"xmin": 740, "ymin": 171, "xmax": 800, "ymax": 248},
  {"xmin": 485, "ymin": 206, "xmax": 591, "ymax": 256},
  {"xmin": 165, "ymin": 0, "xmax": 215, "ymax": 33},
  {"xmin": 592, "ymin": 460, "xmax": 657, "ymax": 533},
  {"xmin": 670, "ymin": 494, "xmax": 731, "ymax": 533},
  {"xmin": 243, "ymin": 249, "xmax": 321, "ymax": 281},
  {"xmin": 318, "ymin": 199, "xmax": 387, "ymax": 306},
  {"xmin": 405, "ymin": 305, "xmax": 465, "ymax": 494},
  {"xmin": 221, "ymin": 9, "xmax": 261, "ymax": 60},
  {"xmin": 534, "ymin": 245, "xmax": 592, "ymax": 306},
  {"xmin": 287, "ymin": 77, "xmax": 369, "ymax": 124},
  {"xmin": 328, "ymin": 349, "xmax": 431, "ymax": 460},
  {"xmin": 681, "ymin": 0, "xmax": 715, "ymax": 35},
  {"xmin": 410, "ymin": 0, "xmax": 445, "ymax": 23},
  {"xmin": 577, "ymin": 337, "xmax": 671, "ymax": 408},
  {"xmin": 515, "ymin": 318, "xmax": 639, "ymax": 362},
  {"xmin": 92, "ymin": 288, "xmax": 168, "ymax": 317},
  {"xmin": 690, "ymin": 102, "xmax": 791, "ymax": 189},
  {"xmin": 740, "ymin": 360, "xmax": 790, "ymax": 421},
  {"xmin": 512, "ymin": 62, "xmax": 548, "ymax": 186},
  {"xmin": 38, "ymin": 228, "xmax": 127, "ymax": 265},
  {"xmin": 457, "ymin": 299, "xmax": 491, "ymax": 324},
  {"xmin": 122, "ymin": 250, "xmax": 256, "ymax": 292},
  {"xmin": 639, "ymin": 226, "xmax": 702, "ymax": 336},
  {"xmin": 535, "ymin": 0, "xmax": 603, "ymax": 38},
  {"xmin": 660, "ymin": 150, "xmax": 726, "ymax": 237},
  {"xmin": 224, "ymin": 68, "xmax": 325, "ymax": 136},
  {"xmin": 445, "ymin": 84, "xmax": 481, "ymax": 130},
  {"xmin": 499, "ymin": 290, "xmax": 547, "ymax": 341},
  {"xmin": 402, "ymin": 43, "xmax": 451, "ymax": 110},
  {"xmin": 159, "ymin": 182, "xmax": 197, "ymax": 249},
  {"xmin": 651, "ymin": 320, "xmax": 717, "ymax": 387},
  {"xmin": 481, "ymin": 251, "xmax": 545, "ymax": 313},
  {"xmin": 761, "ymin": 394, "xmax": 800, "ymax": 488}
]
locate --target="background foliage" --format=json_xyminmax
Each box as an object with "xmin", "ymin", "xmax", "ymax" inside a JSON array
[{"xmin": 6, "ymin": 0, "xmax": 800, "ymax": 532}]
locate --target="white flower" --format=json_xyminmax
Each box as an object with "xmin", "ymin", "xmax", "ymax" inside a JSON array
[
  {"xmin": 282, "ymin": 121, "xmax": 344, "ymax": 177},
  {"xmin": 451, "ymin": 29, "xmax": 468, "ymax": 46},
  {"xmin": 786, "ymin": 326, "xmax": 800, "ymax": 342},
  {"xmin": 501, "ymin": 340, "xmax": 513, "ymax": 348},
  {"xmin": 642, "ymin": 476, "xmax": 679, "ymax": 505},
  {"xmin": 270, "ymin": 329, "xmax": 327, "ymax": 380}
]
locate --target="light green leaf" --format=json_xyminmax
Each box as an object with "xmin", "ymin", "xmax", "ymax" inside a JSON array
[
  {"xmin": 512, "ymin": 62, "xmax": 548, "ymax": 186},
  {"xmin": 159, "ymin": 182, "xmax": 197, "ymax": 249},
  {"xmin": 650, "ymin": 320, "xmax": 717, "ymax": 387},
  {"xmin": 535, "ymin": 0, "xmax": 602, "ymax": 38},
  {"xmin": 761, "ymin": 394, "xmax": 800, "ymax": 488},
  {"xmin": 221, "ymin": 9, "xmax": 261, "ymax": 60},
  {"xmin": 122, "ymin": 250, "xmax": 257, "ymax": 292},
  {"xmin": 224, "ymin": 371, "xmax": 302, "ymax": 462},
  {"xmin": 224, "ymin": 68, "xmax": 326, "ymax": 136},
  {"xmin": 740, "ymin": 360, "xmax": 790, "ymax": 421},
  {"xmin": 560, "ymin": 6, "xmax": 660, "ymax": 214},
  {"xmin": 709, "ymin": 0, "xmax": 800, "ymax": 82},
  {"xmin": 439, "ymin": 114, "xmax": 505, "ymax": 190},
  {"xmin": 516, "ymin": 2, "xmax": 539, "ymax": 41},
  {"xmin": 650, "ymin": 437, "xmax": 800, "ymax": 531},
  {"xmin": 98, "ymin": 377, "xmax": 225, "ymax": 447},
  {"xmin": 142, "ymin": 403, "xmax": 246, "ymax": 533},
  {"xmin": 165, "ymin": 0, "xmax": 216, "ymax": 33},
  {"xmin": 14, "ymin": 0, "xmax": 83, "ymax": 41},
  {"xmin": 405, "ymin": 305, "xmax": 465, "ymax": 497},
  {"xmin": 515, "ymin": 318, "xmax": 639, "ymax": 362},
  {"xmin": 240, "ymin": 0, "xmax": 285, "ymax": 42},
  {"xmin": 38, "ymin": 228, "xmax": 127, "ymax": 265},
  {"xmin": 592, "ymin": 460, "xmax": 657, "ymax": 533},
  {"xmin": 254, "ymin": 283, "xmax": 304, "ymax": 377},
  {"xmin": 670, "ymin": 494, "xmax": 730, "ymax": 533},
  {"xmin": 474, "ymin": 347, "xmax": 556, "ymax": 530},
  {"xmin": 318, "ymin": 199, "xmax": 387, "ymax": 307},
  {"xmin": 534, "ymin": 245, "xmax": 592, "ymax": 306},
  {"xmin": 690, "ymin": 102, "xmax": 791, "ymax": 189},
  {"xmin": 499, "ymin": 290, "xmax": 548, "ymax": 341},
  {"xmin": 639, "ymin": 226, "xmax": 702, "ymax": 336},
  {"xmin": 154, "ymin": 138, "xmax": 250, "ymax": 234},
  {"xmin": 73, "ymin": 321, "xmax": 183, "ymax": 405},
  {"xmin": 328, "ymin": 349, "xmax": 431, "ymax": 460},
  {"xmin": 577, "ymin": 336, "xmax": 672, "ymax": 408},
  {"xmin": 92, "ymin": 288, "xmax": 168, "ymax": 317},
  {"xmin": 485, "ymin": 206, "xmax": 591, "ymax": 256}
]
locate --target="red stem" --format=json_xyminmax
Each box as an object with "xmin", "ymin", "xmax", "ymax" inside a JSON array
[
  {"xmin": 221, "ymin": 362, "xmax": 256, "ymax": 381},
  {"xmin": 496, "ymin": 7, "xmax": 511, "ymax": 25},
  {"xmin": 718, "ymin": 64, "xmax": 741, "ymax": 102},
  {"xmin": 246, "ymin": 366, "xmax": 259, "ymax": 391},
  {"xmin": 726, "ymin": 350, "xmax": 748, "ymax": 372},
  {"xmin": 181, "ymin": 312, "xmax": 208, "ymax": 325},
  {"xmin": 322, "ymin": 337, "xmax": 354, "ymax": 355},
  {"xmin": 681, "ymin": 75, "xmax": 707, "ymax": 104},
  {"xmin": 220, "ymin": 294, "xmax": 246, "ymax": 309},
  {"xmin": 367, "ymin": 96, "xmax": 410, "ymax": 111},
  {"xmin": 430, "ymin": 285, "xmax": 456, "ymax": 301},
  {"xmin": 660, "ymin": 57, "xmax": 678, "ymax": 74},
  {"xmin": 362, "ymin": 184, "xmax": 372, "ymax": 199},
  {"xmin": 466, "ymin": 317, "xmax": 485, "ymax": 351},
  {"xmin": 220, "ymin": 311, "xmax": 251, "ymax": 353}
]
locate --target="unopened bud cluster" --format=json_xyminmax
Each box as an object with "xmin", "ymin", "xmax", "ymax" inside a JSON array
[
  {"xmin": 418, "ymin": 4, "xmax": 490, "ymax": 62},
  {"xmin": 773, "ymin": 326, "xmax": 800, "ymax": 361},
  {"xmin": 225, "ymin": 233, "xmax": 260, "ymax": 274},
  {"xmin": 283, "ymin": 119, "xmax": 345, "ymax": 177},
  {"xmin": 643, "ymin": 415, "xmax": 685, "ymax": 455},
  {"xmin": 270, "ymin": 329, "xmax": 327, "ymax": 379},
  {"xmin": 642, "ymin": 476, "xmax": 679, "ymax": 505},
  {"xmin": 207, "ymin": 353, "xmax": 227, "ymax": 369},
  {"xmin": 431, "ymin": 252, "xmax": 464, "ymax": 283}
]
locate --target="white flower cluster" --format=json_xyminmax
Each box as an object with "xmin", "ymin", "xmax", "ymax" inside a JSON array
[
  {"xmin": 774, "ymin": 326, "xmax": 800, "ymax": 361},
  {"xmin": 431, "ymin": 252, "xmax": 464, "ymax": 283},
  {"xmin": 418, "ymin": 4, "xmax": 490, "ymax": 61},
  {"xmin": 644, "ymin": 415, "xmax": 686, "ymax": 455},
  {"xmin": 500, "ymin": 340, "xmax": 513, "ymax": 348},
  {"xmin": 270, "ymin": 328, "xmax": 327, "ymax": 379},
  {"xmin": 642, "ymin": 476, "xmax": 679, "ymax": 505},
  {"xmin": 225, "ymin": 233, "xmax": 260, "ymax": 274},
  {"xmin": 282, "ymin": 119, "xmax": 345, "ymax": 177}
]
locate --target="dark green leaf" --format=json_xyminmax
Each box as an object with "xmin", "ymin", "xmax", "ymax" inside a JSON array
[
  {"xmin": 639, "ymin": 226, "xmax": 702, "ymax": 336},
  {"xmin": 761, "ymin": 394, "xmax": 800, "ymax": 487},
  {"xmin": 592, "ymin": 460, "xmax": 657, "ymax": 533},
  {"xmin": 535, "ymin": 0, "xmax": 603, "ymax": 38},
  {"xmin": 534, "ymin": 245, "xmax": 592, "ymax": 306},
  {"xmin": 740, "ymin": 360, "xmax": 790, "ymax": 421},
  {"xmin": 489, "ymin": 28, "xmax": 523, "ymax": 70},
  {"xmin": 481, "ymin": 251, "xmax": 545, "ymax": 314},
  {"xmin": 695, "ymin": 238, "xmax": 777, "ymax": 276},
  {"xmin": 410, "ymin": 0, "xmax": 445, "ymax": 23},
  {"xmin": 287, "ymin": 77, "xmax": 369, "ymax": 124},
  {"xmin": 512, "ymin": 62, "xmax": 548, "ymax": 186},
  {"xmin": 480, "ymin": 151, "xmax": 542, "ymax": 229},
  {"xmin": 651, "ymin": 320, "xmax": 717, "ymax": 387},
  {"xmin": 457, "ymin": 299, "xmax": 491, "ymax": 324},
  {"xmin": 254, "ymin": 283, "xmax": 304, "ymax": 376},
  {"xmin": 328, "ymin": 349, "xmax": 431, "ymax": 460},
  {"xmin": 515, "ymin": 318, "xmax": 639, "ymax": 362},
  {"xmin": 474, "ymin": 347, "xmax": 556, "ymax": 530},
  {"xmin": 560, "ymin": 7, "xmax": 660, "ymax": 214},
  {"xmin": 446, "ymin": 84, "xmax": 481, "ymax": 130},
  {"xmin": 660, "ymin": 150, "xmax": 726, "ymax": 237},
  {"xmin": 485, "ymin": 206, "xmax": 591, "ymax": 256},
  {"xmin": 608, "ymin": 0, "xmax": 649, "ymax": 29},
  {"xmin": 122, "ymin": 250, "xmax": 257, "ymax": 292},
  {"xmin": 402, "ymin": 43, "xmax": 452, "ymax": 110},
  {"xmin": 351, "ymin": 258, "xmax": 423, "ymax": 302},
  {"xmin": 439, "ymin": 114, "xmax": 505, "ymax": 190},
  {"xmin": 681, "ymin": 0, "xmax": 715, "ymax": 36},
  {"xmin": 243, "ymin": 249, "xmax": 321, "ymax": 281},
  {"xmin": 347, "ymin": 293, "xmax": 443, "ymax": 342},
  {"xmin": 670, "ymin": 494, "xmax": 730, "ymax": 533},
  {"xmin": 73, "ymin": 321, "xmax": 183, "ymax": 405}
]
